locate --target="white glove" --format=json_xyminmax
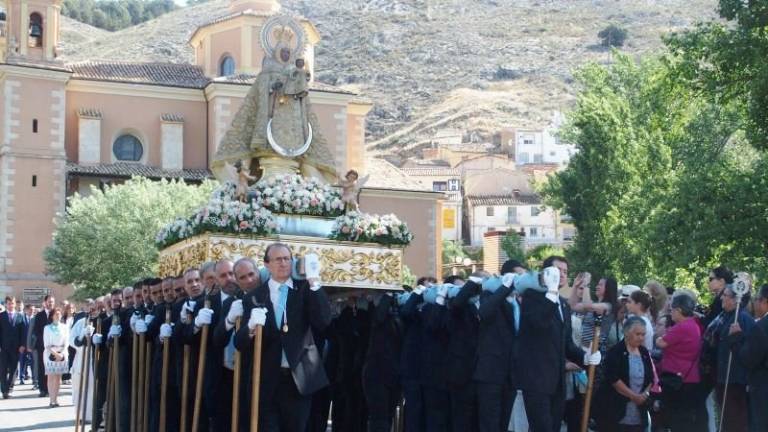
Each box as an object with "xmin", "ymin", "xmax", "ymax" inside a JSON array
[
  {"xmin": 468, "ymin": 275, "xmax": 484, "ymax": 284},
  {"xmin": 194, "ymin": 308, "xmax": 213, "ymax": 328},
  {"xmin": 92, "ymin": 334, "xmax": 103, "ymax": 345},
  {"xmin": 542, "ymin": 266, "xmax": 560, "ymax": 303},
  {"xmin": 181, "ymin": 300, "xmax": 196, "ymax": 323},
  {"xmin": 144, "ymin": 314, "xmax": 155, "ymax": 326},
  {"xmin": 134, "ymin": 319, "xmax": 147, "ymax": 334},
  {"xmin": 502, "ymin": 273, "xmax": 516, "ymax": 288},
  {"xmin": 82, "ymin": 325, "xmax": 95, "ymax": 338},
  {"xmin": 412, "ymin": 285, "xmax": 426, "ymax": 295},
  {"xmin": 129, "ymin": 314, "xmax": 139, "ymax": 331},
  {"xmin": 160, "ymin": 323, "xmax": 172, "ymax": 339},
  {"xmin": 584, "ymin": 349, "xmax": 602, "ymax": 366},
  {"xmin": 108, "ymin": 324, "xmax": 122, "ymax": 339},
  {"xmin": 436, "ymin": 284, "xmax": 449, "ymax": 305},
  {"xmin": 309, "ymin": 279, "xmax": 323, "ymax": 291},
  {"xmin": 226, "ymin": 300, "xmax": 244, "ymax": 330},
  {"xmin": 247, "ymin": 308, "xmax": 268, "ymax": 330}
]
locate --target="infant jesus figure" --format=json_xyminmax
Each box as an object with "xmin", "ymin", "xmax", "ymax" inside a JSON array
[{"xmin": 337, "ymin": 169, "xmax": 369, "ymax": 212}]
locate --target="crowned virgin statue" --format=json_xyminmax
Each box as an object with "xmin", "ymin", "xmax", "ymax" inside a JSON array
[{"xmin": 212, "ymin": 15, "xmax": 336, "ymax": 183}]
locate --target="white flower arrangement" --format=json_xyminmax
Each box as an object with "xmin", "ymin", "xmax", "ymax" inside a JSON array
[
  {"xmin": 250, "ymin": 174, "xmax": 344, "ymax": 217},
  {"xmin": 329, "ymin": 211, "xmax": 414, "ymax": 246},
  {"xmin": 155, "ymin": 195, "xmax": 279, "ymax": 249}
]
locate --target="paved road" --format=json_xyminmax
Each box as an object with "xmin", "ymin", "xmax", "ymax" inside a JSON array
[{"xmin": 0, "ymin": 381, "xmax": 77, "ymax": 432}]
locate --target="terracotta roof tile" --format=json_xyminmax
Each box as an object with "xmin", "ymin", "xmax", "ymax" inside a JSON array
[
  {"xmin": 161, "ymin": 113, "xmax": 184, "ymax": 122},
  {"xmin": 466, "ymin": 194, "xmax": 541, "ymax": 206},
  {"xmin": 212, "ymin": 74, "xmax": 357, "ymax": 95},
  {"xmin": 67, "ymin": 162, "xmax": 212, "ymax": 181},
  {"xmin": 69, "ymin": 61, "xmax": 210, "ymax": 89},
  {"xmin": 365, "ymin": 158, "xmax": 432, "ymax": 192}
]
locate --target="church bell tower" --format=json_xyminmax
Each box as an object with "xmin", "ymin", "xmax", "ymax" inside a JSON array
[{"xmin": 0, "ymin": 0, "xmax": 61, "ymax": 63}]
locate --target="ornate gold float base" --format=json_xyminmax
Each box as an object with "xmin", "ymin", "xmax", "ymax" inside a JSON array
[{"xmin": 158, "ymin": 233, "xmax": 404, "ymax": 290}]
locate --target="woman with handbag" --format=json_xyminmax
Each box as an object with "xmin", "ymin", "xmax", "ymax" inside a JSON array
[
  {"xmin": 43, "ymin": 307, "xmax": 70, "ymax": 408},
  {"xmin": 655, "ymin": 294, "xmax": 708, "ymax": 431},
  {"xmin": 593, "ymin": 316, "xmax": 654, "ymax": 432}
]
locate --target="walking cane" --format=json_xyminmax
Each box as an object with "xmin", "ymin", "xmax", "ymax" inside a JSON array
[
  {"xmin": 112, "ymin": 313, "xmax": 122, "ymax": 432},
  {"xmin": 250, "ymin": 323, "xmax": 264, "ymax": 432},
  {"xmin": 76, "ymin": 324, "xmax": 89, "ymax": 429},
  {"xmin": 80, "ymin": 331, "xmax": 92, "ymax": 432},
  {"xmin": 106, "ymin": 344, "xmax": 115, "ymax": 432},
  {"xmin": 160, "ymin": 308, "xmax": 172, "ymax": 432},
  {"xmin": 180, "ymin": 343, "xmax": 191, "ymax": 432},
  {"xmin": 137, "ymin": 330, "xmax": 146, "ymax": 432},
  {"xmin": 580, "ymin": 313, "xmax": 603, "ymax": 432},
  {"xmin": 192, "ymin": 295, "xmax": 212, "ymax": 432},
  {"xmin": 718, "ymin": 278, "xmax": 750, "ymax": 432},
  {"xmin": 106, "ymin": 313, "xmax": 120, "ymax": 432},
  {"xmin": 92, "ymin": 319, "xmax": 102, "ymax": 432},
  {"xmin": 231, "ymin": 316, "xmax": 241, "ymax": 432},
  {"xmin": 131, "ymin": 316, "xmax": 139, "ymax": 432},
  {"xmin": 143, "ymin": 339, "xmax": 151, "ymax": 432}
]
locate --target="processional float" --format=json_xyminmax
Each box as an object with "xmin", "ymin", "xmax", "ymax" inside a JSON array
[{"xmin": 151, "ymin": 13, "xmax": 412, "ymax": 432}]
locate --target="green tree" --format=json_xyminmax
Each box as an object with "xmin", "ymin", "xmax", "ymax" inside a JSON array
[
  {"xmin": 665, "ymin": 0, "xmax": 768, "ymax": 150},
  {"xmin": 525, "ymin": 244, "xmax": 566, "ymax": 269},
  {"xmin": 598, "ymin": 24, "xmax": 628, "ymax": 47},
  {"xmin": 44, "ymin": 177, "xmax": 217, "ymax": 300},
  {"xmin": 441, "ymin": 240, "xmax": 466, "ymax": 266},
  {"xmin": 500, "ymin": 229, "xmax": 525, "ymax": 263}
]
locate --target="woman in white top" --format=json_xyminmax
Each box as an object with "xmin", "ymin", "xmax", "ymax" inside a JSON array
[
  {"xmin": 625, "ymin": 289, "xmax": 655, "ymax": 350},
  {"xmin": 43, "ymin": 307, "xmax": 70, "ymax": 407}
]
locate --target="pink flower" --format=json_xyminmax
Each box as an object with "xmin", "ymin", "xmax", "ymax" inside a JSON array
[
  {"xmin": 341, "ymin": 226, "xmax": 351, "ymax": 234},
  {"xmin": 239, "ymin": 221, "xmax": 250, "ymax": 229}
]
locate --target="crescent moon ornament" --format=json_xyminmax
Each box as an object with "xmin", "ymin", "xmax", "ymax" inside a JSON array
[{"xmin": 266, "ymin": 119, "xmax": 312, "ymax": 158}]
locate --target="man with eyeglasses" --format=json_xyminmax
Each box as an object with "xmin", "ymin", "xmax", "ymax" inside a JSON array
[
  {"xmin": 728, "ymin": 283, "xmax": 768, "ymax": 431},
  {"xmin": 235, "ymin": 243, "xmax": 331, "ymax": 432}
]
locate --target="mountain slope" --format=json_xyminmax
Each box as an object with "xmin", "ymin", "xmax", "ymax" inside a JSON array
[{"xmin": 58, "ymin": 0, "xmax": 719, "ymax": 156}]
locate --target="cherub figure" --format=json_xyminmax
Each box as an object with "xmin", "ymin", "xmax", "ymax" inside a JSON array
[
  {"xmin": 337, "ymin": 169, "xmax": 369, "ymax": 212},
  {"xmin": 235, "ymin": 160, "xmax": 257, "ymax": 202}
]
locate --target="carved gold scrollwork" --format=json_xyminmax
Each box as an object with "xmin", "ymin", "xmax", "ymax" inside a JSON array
[{"xmin": 158, "ymin": 234, "xmax": 403, "ymax": 288}]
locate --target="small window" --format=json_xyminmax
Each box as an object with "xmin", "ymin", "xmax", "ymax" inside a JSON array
[
  {"xmin": 530, "ymin": 206, "xmax": 541, "ymax": 217},
  {"xmin": 32, "ymin": 119, "xmax": 38, "ymax": 133},
  {"xmin": 32, "ymin": 175, "xmax": 37, "ymax": 187},
  {"xmin": 529, "ymin": 227, "xmax": 538, "ymax": 237},
  {"xmin": 219, "ymin": 56, "xmax": 235, "ymax": 76},
  {"xmin": 432, "ymin": 181, "xmax": 447, "ymax": 192},
  {"xmin": 507, "ymin": 206, "xmax": 517, "ymax": 223},
  {"xmin": 487, "ymin": 226, "xmax": 496, "ymax": 232},
  {"xmin": 522, "ymin": 135, "xmax": 534, "ymax": 145},
  {"xmin": 518, "ymin": 153, "xmax": 529, "ymax": 163},
  {"xmin": 533, "ymin": 154, "xmax": 544, "ymax": 163},
  {"xmin": 113, "ymin": 134, "xmax": 143, "ymax": 161},
  {"xmin": 486, "ymin": 206, "xmax": 495, "ymax": 217},
  {"xmin": 28, "ymin": 13, "xmax": 43, "ymax": 47},
  {"xmin": 549, "ymin": 151, "xmax": 556, "ymax": 156}
]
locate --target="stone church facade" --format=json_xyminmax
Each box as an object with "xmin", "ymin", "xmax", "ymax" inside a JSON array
[{"xmin": 0, "ymin": 0, "xmax": 443, "ymax": 302}]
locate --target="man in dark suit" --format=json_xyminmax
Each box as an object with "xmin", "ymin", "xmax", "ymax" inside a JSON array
[
  {"xmin": 33, "ymin": 294, "xmax": 55, "ymax": 397},
  {"xmin": 1, "ymin": 296, "xmax": 26, "ymax": 398},
  {"xmin": 518, "ymin": 256, "xmax": 600, "ymax": 432},
  {"xmin": 728, "ymin": 283, "xmax": 768, "ymax": 432},
  {"xmin": 235, "ymin": 243, "xmax": 331, "ymax": 432},
  {"xmin": 18, "ymin": 303, "xmax": 33, "ymax": 385}
]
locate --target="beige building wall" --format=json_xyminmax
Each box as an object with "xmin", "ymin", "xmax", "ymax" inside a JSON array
[
  {"xmin": 65, "ymin": 86, "xmax": 208, "ymax": 169},
  {"xmin": 360, "ymin": 188, "xmax": 443, "ymax": 280},
  {"xmin": 209, "ymin": 27, "xmax": 241, "ymax": 76}
]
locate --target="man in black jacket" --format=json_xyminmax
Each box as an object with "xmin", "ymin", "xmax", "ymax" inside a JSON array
[
  {"xmin": 33, "ymin": 294, "xmax": 55, "ymax": 397},
  {"xmin": 518, "ymin": 257, "xmax": 600, "ymax": 432},
  {"xmin": 235, "ymin": 243, "xmax": 331, "ymax": 432},
  {"xmin": 0, "ymin": 296, "xmax": 26, "ymax": 398},
  {"xmin": 728, "ymin": 283, "xmax": 768, "ymax": 432},
  {"xmin": 362, "ymin": 291, "xmax": 402, "ymax": 432}
]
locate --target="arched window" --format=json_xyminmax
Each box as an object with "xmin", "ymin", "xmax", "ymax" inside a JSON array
[
  {"xmin": 29, "ymin": 13, "xmax": 43, "ymax": 47},
  {"xmin": 113, "ymin": 134, "xmax": 143, "ymax": 162},
  {"xmin": 219, "ymin": 56, "xmax": 235, "ymax": 77}
]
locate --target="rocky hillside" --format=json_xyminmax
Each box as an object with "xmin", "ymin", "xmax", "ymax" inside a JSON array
[{"xmin": 58, "ymin": 0, "xmax": 719, "ymax": 157}]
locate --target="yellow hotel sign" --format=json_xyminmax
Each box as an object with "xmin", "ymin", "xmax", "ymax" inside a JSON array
[{"xmin": 443, "ymin": 208, "xmax": 455, "ymax": 229}]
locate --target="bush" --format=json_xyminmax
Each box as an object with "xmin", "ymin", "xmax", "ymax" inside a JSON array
[{"xmin": 598, "ymin": 24, "xmax": 628, "ymax": 47}]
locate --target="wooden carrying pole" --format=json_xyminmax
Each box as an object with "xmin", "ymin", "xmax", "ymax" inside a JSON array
[
  {"xmin": 180, "ymin": 345, "xmax": 191, "ymax": 432},
  {"xmin": 143, "ymin": 340, "xmax": 152, "ymax": 432},
  {"xmin": 160, "ymin": 308, "xmax": 172, "ymax": 432},
  {"xmin": 580, "ymin": 315, "xmax": 603, "ymax": 432},
  {"xmin": 112, "ymin": 314, "xmax": 122, "ymax": 432},
  {"xmin": 250, "ymin": 325, "xmax": 264, "ymax": 432},
  {"xmin": 231, "ymin": 317, "xmax": 242, "ymax": 432},
  {"xmin": 192, "ymin": 298, "xmax": 212, "ymax": 432},
  {"xmin": 79, "ymin": 333, "xmax": 92, "ymax": 432},
  {"xmin": 92, "ymin": 319, "xmax": 102, "ymax": 432},
  {"xmin": 137, "ymin": 332, "xmax": 146, "ymax": 432},
  {"xmin": 131, "ymin": 327, "xmax": 139, "ymax": 432},
  {"xmin": 75, "ymin": 326, "xmax": 89, "ymax": 429},
  {"xmin": 105, "ymin": 345, "xmax": 115, "ymax": 432}
]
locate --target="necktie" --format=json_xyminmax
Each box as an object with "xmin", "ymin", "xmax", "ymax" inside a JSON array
[
  {"xmin": 508, "ymin": 297, "xmax": 520, "ymax": 332},
  {"xmin": 224, "ymin": 332, "xmax": 236, "ymax": 370},
  {"xmin": 275, "ymin": 284, "xmax": 290, "ymax": 367}
]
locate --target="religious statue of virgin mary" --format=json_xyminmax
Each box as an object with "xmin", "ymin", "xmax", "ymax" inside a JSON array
[{"xmin": 212, "ymin": 15, "xmax": 337, "ymax": 183}]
